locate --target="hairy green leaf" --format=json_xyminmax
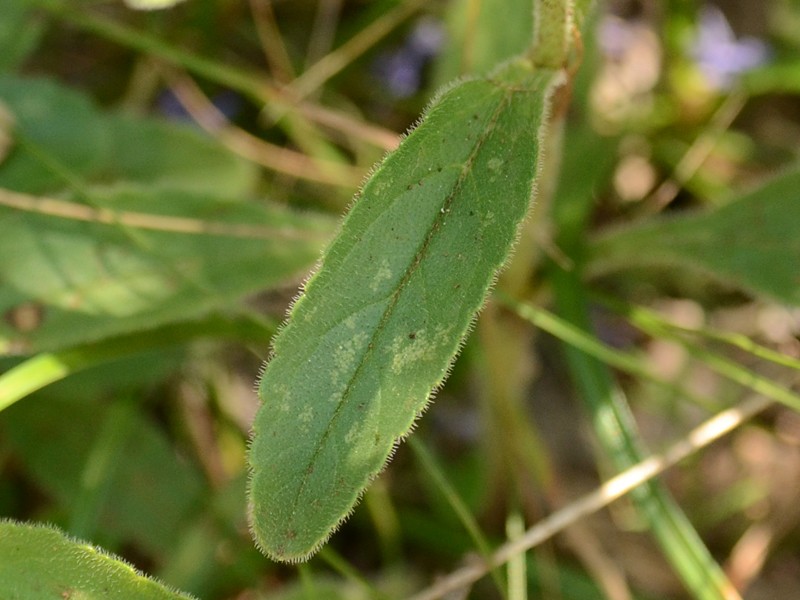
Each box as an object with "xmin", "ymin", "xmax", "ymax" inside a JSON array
[
  {"xmin": 248, "ymin": 58, "xmax": 564, "ymax": 561},
  {"xmin": 587, "ymin": 167, "xmax": 800, "ymax": 306},
  {"xmin": 0, "ymin": 520, "xmax": 195, "ymax": 600}
]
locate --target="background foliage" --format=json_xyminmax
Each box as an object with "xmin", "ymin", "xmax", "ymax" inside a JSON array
[{"xmin": 2, "ymin": 0, "xmax": 800, "ymax": 598}]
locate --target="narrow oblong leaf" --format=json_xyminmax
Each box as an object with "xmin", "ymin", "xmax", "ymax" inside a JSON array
[
  {"xmin": 0, "ymin": 520, "xmax": 195, "ymax": 600},
  {"xmin": 248, "ymin": 58, "xmax": 564, "ymax": 562}
]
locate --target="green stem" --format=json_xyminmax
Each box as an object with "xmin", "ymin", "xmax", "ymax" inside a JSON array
[
  {"xmin": 597, "ymin": 294, "xmax": 800, "ymax": 373},
  {"xmin": 543, "ymin": 43, "xmax": 739, "ymax": 592},
  {"xmin": 409, "ymin": 436, "xmax": 508, "ymax": 599},
  {"xmin": 603, "ymin": 299, "xmax": 800, "ymax": 412},
  {"xmin": 497, "ymin": 293, "xmax": 720, "ymax": 411},
  {"xmin": 550, "ymin": 268, "xmax": 740, "ymax": 600},
  {"xmin": 531, "ymin": 0, "xmax": 572, "ymax": 68},
  {"xmin": 317, "ymin": 547, "xmax": 390, "ymax": 600}
]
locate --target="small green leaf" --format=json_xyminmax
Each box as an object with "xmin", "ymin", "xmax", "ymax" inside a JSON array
[
  {"xmin": 248, "ymin": 59, "xmax": 564, "ymax": 562},
  {"xmin": 587, "ymin": 167, "xmax": 800, "ymax": 306},
  {"xmin": 0, "ymin": 520, "xmax": 195, "ymax": 600}
]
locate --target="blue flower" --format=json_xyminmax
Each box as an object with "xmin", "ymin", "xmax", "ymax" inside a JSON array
[
  {"xmin": 692, "ymin": 5, "xmax": 770, "ymax": 90},
  {"xmin": 157, "ymin": 89, "xmax": 242, "ymax": 122},
  {"xmin": 373, "ymin": 18, "xmax": 445, "ymax": 99}
]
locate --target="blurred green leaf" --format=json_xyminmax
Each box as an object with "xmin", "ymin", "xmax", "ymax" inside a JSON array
[
  {"xmin": 432, "ymin": 0, "xmax": 534, "ymax": 85},
  {"xmin": 1, "ymin": 393, "xmax": 205, "ymax": 557},
  {"xmin": 106, "ymin": 114, "xmax": 253, "ymax": 194},
  {"xmin": 0, "ymin": 75, "xmax": 256, "ymax": 195},
  {"xmin": 0, "ymin": 77, "xmax": 106, "ymax": 191},
  {"xmin": 0, "ymin": 520, "xmax": 196, "ymax": 600},
  {"xmin": 743, "ymin": 61, "xmax": 800, "ymax": 95},
  {"xmin": 158, "ymin": 475, "xmax": 269, "ymax": 597},
  {"xmin": 0, "ymin": 185, "xmax": 333, "ymax": 352},
  {"xmin": 587, "ymin": 167, "xmax": 800, "ymax": 306},
  {"xmin": 0, "ymin": 1, "xmax": 45, "ymax": 72}
]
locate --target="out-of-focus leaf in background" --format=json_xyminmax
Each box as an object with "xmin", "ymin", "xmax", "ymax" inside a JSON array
[
  {"xmin": 1, "ymin": 394, "xmax": 204, "ymax": 557},
  {"xmin": 588, "ymin": 166, "xmax": 800, "ymax": 306},
  {"xmin": 0, "ymin": 1, "xmax": 44, "ymax": 73},
  {"xmin": 0, "ymin": 185, "xmax": 333, "ymax": 353},
  {"xmin": 432, "ymin": 0, "xmax": 533, "ymax": 85},
  {"xmin": 0, "ymin": 75, "xmax": 257, "ymax": 196}
]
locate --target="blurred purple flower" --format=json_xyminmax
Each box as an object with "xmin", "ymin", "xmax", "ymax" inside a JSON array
[
  {"xmin": 374, "ymin": 49, "xmax": 427, "ymax": 98},
  {"xmin": 692, "ymin": 5, "xmax": 770, "ymax": 89},
  {"xmin": 598, "ymin": 16, "xmax": 638, "ymax": 59},
  {"xmin": 407, "ymin": 17, "xmax": 445, "ymax": 58},
  {"xmin": 373, "ymin": 17, "xmax": 445, "ymax": 98}
]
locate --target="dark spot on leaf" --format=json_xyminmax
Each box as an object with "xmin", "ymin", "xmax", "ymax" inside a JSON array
[{"xmin": 408, "ymin": 332, "xmax": 416, "ymax": 340}]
